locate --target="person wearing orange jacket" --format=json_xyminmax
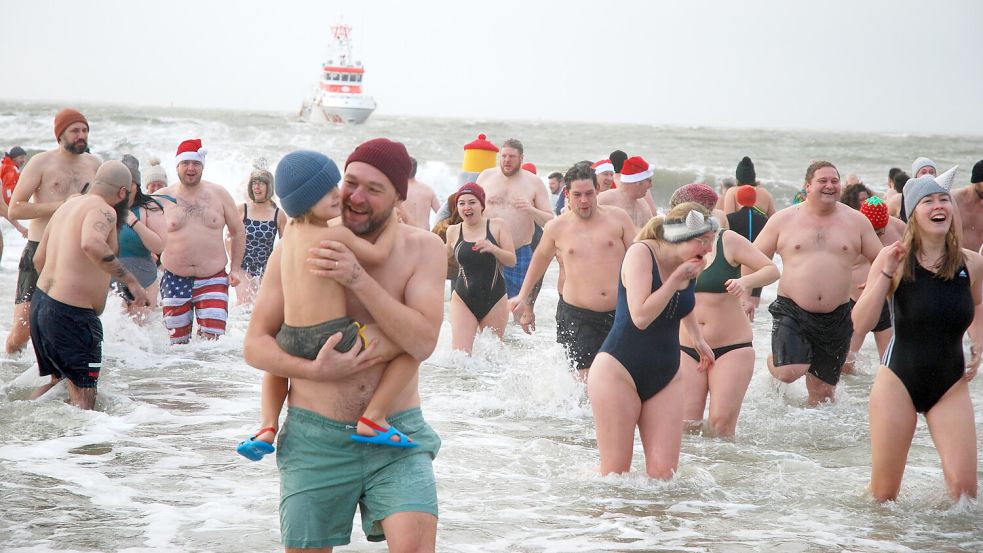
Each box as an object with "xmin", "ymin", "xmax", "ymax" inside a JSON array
[{"xmin": 0, "ymin": 147, "xmax": 30, "ymax": 261}]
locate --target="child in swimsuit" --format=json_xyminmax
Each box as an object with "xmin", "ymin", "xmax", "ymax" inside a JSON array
[{"xmin": 238, "ymin": 151, "xmax": 417, "ymax": 460}]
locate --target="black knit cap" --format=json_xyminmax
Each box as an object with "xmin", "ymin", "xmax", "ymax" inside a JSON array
[
  {"xmin": 736, "ymin": 156, "xmax": 756, "ymax": 185},
  {"xmin": 609, "ymin": 150, "xmax": 628, "ymax": 174},
  {"xmin": 972, "ymin": 159, "xmax": 983, "ymax": 184}
]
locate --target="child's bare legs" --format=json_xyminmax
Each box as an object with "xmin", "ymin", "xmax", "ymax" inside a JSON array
[
  {"xmin": 255, "ymin": 372, "xmax": 288, "ymax": 444},
  {"xmin": 355, "ymin": 353, "xmax": 419, "ymax": 440}
]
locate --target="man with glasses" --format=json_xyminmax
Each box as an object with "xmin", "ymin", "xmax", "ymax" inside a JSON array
[
  {"xmin": 28, "ymin": 161, "xmax": 150, "ymax": 410},
  {"xmin": 153, "ymin": 139, "xmax": 246, "ymax": 344}
]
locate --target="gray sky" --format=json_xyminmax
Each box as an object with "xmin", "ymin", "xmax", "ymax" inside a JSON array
[{"xmin": 3, "ymin": 0, "xmax": 981, "ymax": 135}]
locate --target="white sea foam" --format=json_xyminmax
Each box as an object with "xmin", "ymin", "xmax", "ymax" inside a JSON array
[{"xmin": 1, "ymin": 103, "xmax": 982, "ymax": 552}]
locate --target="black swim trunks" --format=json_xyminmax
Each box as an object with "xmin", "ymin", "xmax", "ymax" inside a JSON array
[
  {"xmin": 556, "ymin": 296, "xmax": 615, "ymax": 370},
  {"xmin": 29, "ymin": 288, "xmax": 103, "ymax": 389},
  {"xmin": 769, "ymin": 295, "xmax": 853, "ymax": 385},
  {"xmin": 15, "ymin": 240, "xmax": 40, "ymax": 304}
]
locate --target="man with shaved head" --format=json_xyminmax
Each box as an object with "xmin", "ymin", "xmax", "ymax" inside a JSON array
[
  {"xmin": 29, "ymin": 160, "xmax": 150, "ymax": 410},
  {"xmin": 6, "ymin": 108, "xmax": 101, "ymax": 353}
]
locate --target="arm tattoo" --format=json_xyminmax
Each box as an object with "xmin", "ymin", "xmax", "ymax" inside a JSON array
[
  {"xmin": 344, "ymin": 262, "xmax": 362, "ymax": 286},
  {"xmin": 100, "ymin": 254, "xmax": 128, "ymax": 279}
]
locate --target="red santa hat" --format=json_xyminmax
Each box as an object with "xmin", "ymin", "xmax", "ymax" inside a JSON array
[
  {"xmin": 620, "ymin": 156, "xmax": 653, "ymax": 183},
  {"xmin": 521, "ymin": 162, "xmax": 537, "ymax": 175},
  {"xmin": 592, "ymin": 159, "xmax": 615, "ymax": 175},
  {"xmin": 175, "ymin": 138, "xmax": 207, "ymax": 165}
]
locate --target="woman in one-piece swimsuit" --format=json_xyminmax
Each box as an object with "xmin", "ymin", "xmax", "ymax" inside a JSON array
[
  {"xmin": 853, "ymin": 175, "xmax": 982, "ymax": 502},
  {"xmin": 588, "ymin": 202, "xmax": 717, "ymax": 480},
  {"xmin": 235, "ymin": 169, "xmax": 286, "ymax": 305},
  {"xmin": 444, "ymin": 183, "xmax": 516, "ymax": 354}
]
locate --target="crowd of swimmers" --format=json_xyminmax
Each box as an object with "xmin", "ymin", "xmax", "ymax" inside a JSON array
[{"xmin": 4, "ymin": 106, "xmax": 983, "ymax": 550}]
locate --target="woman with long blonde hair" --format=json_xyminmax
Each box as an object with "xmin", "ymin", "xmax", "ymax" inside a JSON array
[{"xmin": 853, "ymin": 169, "xmax": 982, "ymax": 502}]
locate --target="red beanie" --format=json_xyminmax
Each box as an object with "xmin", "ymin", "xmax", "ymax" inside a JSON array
[
  {"xmin": 54, "ymin": 108, "xmax": 88, "ymax": 140},
  {"xmin": 735, "ymin": 185, "xmax": 757, "ymax": 208},
  {"xmin": 345, "ymin": 138, "xmax": 411, "ymax": 200},
  {"xmin": 455, "ymin": 182, "xmax": 485, "ymax": 209},
  {"xmin": 521, "ymin": 162, "xmax": 537, "ymax": 175}
]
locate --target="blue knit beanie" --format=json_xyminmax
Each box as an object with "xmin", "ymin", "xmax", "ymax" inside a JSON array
[{"xmin": 274, "ymin": 150, "xmax": 341, "ymax": 217}]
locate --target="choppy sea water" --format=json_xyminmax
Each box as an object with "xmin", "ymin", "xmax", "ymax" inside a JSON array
[{"xmin": 0, "ymin": 103, "xmax": 981, "ymax": 552}]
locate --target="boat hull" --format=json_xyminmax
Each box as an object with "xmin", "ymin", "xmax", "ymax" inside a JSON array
[{"xmin": 305, "ymin": 94, "xmax": 376, "ymax": 125}]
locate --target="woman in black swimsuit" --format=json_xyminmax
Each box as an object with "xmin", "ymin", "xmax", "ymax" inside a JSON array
[
  {"xmin": 589, "ymin": 203, "xmax": 716, "ymax": 480},
  {"xmin": 444, "ymin": 183, "xmax": 516, "ymax": 354},
  {"xmin": 853, "ymin": 172, "xmax": 982, "ymax": 502}
]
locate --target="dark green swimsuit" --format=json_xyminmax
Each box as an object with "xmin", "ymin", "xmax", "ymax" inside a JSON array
[{"xmin": 682, "ymin": 231, "xmax": 754, "ymax": 361}]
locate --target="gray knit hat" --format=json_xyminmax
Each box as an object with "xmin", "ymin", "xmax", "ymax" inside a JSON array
[
  {"xmin": 121, "ymin": 154, "xmax": 140, "ymax": 185},
  {"xmin": 904, "ymin": 166, "xmax": 957, "ymax": 218},
  {"xmin": 911, "ymin": 157, "xmax": 937, "ymax": 177},
  {"xmin": 275, "ymin": 150, "xmax": 341, "ymax": 217},
  {"xmin": 663, "ymin": 209, "xmax": 720, "ymax": 243}
]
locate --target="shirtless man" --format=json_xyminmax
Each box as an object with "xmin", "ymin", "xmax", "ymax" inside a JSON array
[
  {"xmin": 6, "ymin": 108, "xmax": 101, "ymax": 353},
  {"xmin": 592, "ymin": 159, "xmax": 616, "ymax": 192},
  {"xmin": 952, "ymin": 160, "xmax": 983, "ymax": 253},
  {"xmin": 723, "ymin": 156, "xmax": 776, "ymax": 216},
  {"xmin": 883, "ymin": 168, "xmax": 902, "ymax": 200},
  {"xmin": 476, "ymin": 138, "xmax": 554, "ymax": 298},
  {"xmin": 886, "ymin": 171, "xmax": 911, "ymax": 219},
  {"xmin": 29, "ymin": 161, "xmax": 149, "ymax": 410},
  {"xmin": 843, "ymin": 197, "xmax": 905, "ymax": 374},
  {"xmin": 400, "ymin": 157, "xmax": 439, "ymax": 230},
  {"xmin": 754, "ymin": 161, "xmax": 882, "ymax": 405},
  {"xmin": 509, "ymin": 162, "xmax": 635, "ymax": 379},
  {"xmin": 244, "ymin": 137, "xmax": 444, "ymax": 551},
  {"xmin": 154, "ymin": 139, "xmax": 245, "ymax": 344},
  {"xmin": 597, "ymin": 156, "xmax": 654, "ymax": 229}
]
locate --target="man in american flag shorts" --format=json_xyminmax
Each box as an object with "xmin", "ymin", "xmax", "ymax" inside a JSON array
[{"xmin": 153, "ymin": 139, "xmax": 246, "ymax": 344}]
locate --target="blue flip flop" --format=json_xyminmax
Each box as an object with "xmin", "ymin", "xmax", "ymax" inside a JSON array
[
  {"xmin": 350, "ymin": 417, "xmax": 418, "ymax": 448},
  {"xmin": 236, "ymin": 427, "xmax": 276, "ymax": 461}
]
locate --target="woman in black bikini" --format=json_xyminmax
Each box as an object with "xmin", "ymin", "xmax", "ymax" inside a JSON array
[
  {"xmin": 668, "ymin": 186, "xmax": 779, "ymax": 438},
  {"xmin": 853, "ymin": 171, "xmax": 982, "ymax": 502},
  {"xmin": 444, "ymin": 183, "xmax": 516, "ymax": 354}
]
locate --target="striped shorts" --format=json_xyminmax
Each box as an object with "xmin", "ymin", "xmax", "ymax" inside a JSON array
[{"xmin": 160, "ymin": 269, "xmax": 230, "ymax": 344}]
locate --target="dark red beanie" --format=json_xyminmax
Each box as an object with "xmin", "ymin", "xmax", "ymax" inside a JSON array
[
  {"xmin": 455, "ymin": 182, "xmax": 485, "ymax": 209},
  {"xmin": 345, "ymin": 138, "xmax": 411, "ymax": 200},
  {"xmin": 54, "ymin": 108, "xmax": 88, "ymax": 140}
]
